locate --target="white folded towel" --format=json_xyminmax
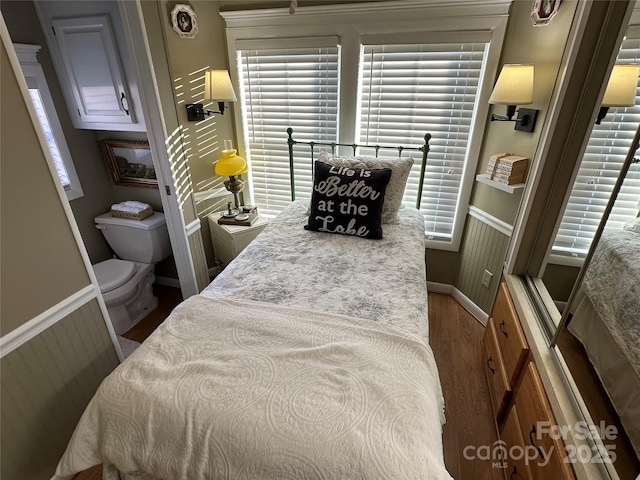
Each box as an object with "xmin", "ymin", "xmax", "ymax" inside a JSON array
[
  {"xmin": 111, "ymin": 201, "xmax": 151, "ymax": 214},
  {"xmin": 124, "ymin": 201, "xmax": 150, "ymax": 210}
]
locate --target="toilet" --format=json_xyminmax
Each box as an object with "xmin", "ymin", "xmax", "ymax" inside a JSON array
[{"xmin": 93, "ymin": 212, "xmax": 172, "ymax": 335}]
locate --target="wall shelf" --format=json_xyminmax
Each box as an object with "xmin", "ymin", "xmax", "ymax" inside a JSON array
[{"xmin": 476, "ymin": 174, "xmax": 525, "ymax": 194}]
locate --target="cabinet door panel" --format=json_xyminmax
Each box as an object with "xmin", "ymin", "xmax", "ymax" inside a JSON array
[
  {"xmin": 515, "ymin": 363, "xmax": 575, "ymax": 480},
  {"xmin": 482, "ymin": 317, "xmax": 511, "ymax": 421},
  {"xmin": 501, "ymin": 405, "xmax": 533, "ymax": 480},
  {"xmin": 492, "ymin": 282, "xmax": 529, "ymax": 386},
  {"xmin": 52, "ymin": 15, "xmax": 136, "ymax": 126}
]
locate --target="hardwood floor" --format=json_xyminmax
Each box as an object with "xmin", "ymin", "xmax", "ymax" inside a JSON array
[
  {"xmin": 73, "ymin": 292, "xmax": 501, "ymax": 480},
  {"xmin": 557, "ymin": 328, "xmax": 640, "ymax": 479},
  {"xmin": 121, "ymin": 284, "xmax": 183, "ymax": 344},
  {"xmin": 429, "ymin": 292, "xmax": 504, "ymax": 480}
]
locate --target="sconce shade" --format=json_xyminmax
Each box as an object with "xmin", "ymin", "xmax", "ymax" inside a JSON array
[
  {"xmin": 204, "ymin": 70, "xmax": 237, "ymax": 102},
  {"xmin": 602, "ymin": 64, "xmax": 639, "ymax": 107},
  {"xmin": 215, "ymin": 141, "xmax": 248, "ymax": 177},
  {"xmin": 489, "ymin": 64, "xmax": 534, "ymax": 105}
]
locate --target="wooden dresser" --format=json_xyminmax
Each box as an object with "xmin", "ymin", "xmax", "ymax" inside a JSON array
[{"xmin": 482, "ymin": 281, "xmax": 575, "ymax": 480}]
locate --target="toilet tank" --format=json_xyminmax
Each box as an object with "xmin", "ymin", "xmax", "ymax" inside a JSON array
[{"xmin": 94, "ymin": 212, "xmax": 172, "ymax": 263}]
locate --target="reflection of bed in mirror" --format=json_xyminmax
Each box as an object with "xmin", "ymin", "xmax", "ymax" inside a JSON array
[{"xmin": 568, "ymin": 229, "xmax": 640, "ymax": 458}]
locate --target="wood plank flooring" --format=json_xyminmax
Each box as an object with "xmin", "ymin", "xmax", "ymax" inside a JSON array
[
  {"xmin": 429, "ymin": 293, "xmax": 504, "ymax": 480},
  {"xmin": 121, "ymin": 284, "xmax": 183, "ymax": 344},
  {"xmin": 73, "ymin": 292, "xmax": 501, "ymax": 480}
]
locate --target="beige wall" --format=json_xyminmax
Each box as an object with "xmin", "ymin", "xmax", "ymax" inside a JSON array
[
  {"xmin": 149, "ymin": 0, "xmax": 237, "ymax": 267},
  {"xmin": 1, "ymin": 1, "xmax": 169, "ymax": 267},
  {"xmin": 1, "ymin": 0, "xmax": 115, "ymax": 264},
  {"xmin": 472, "ymin": 0, "xmax": 579, "ymax": 225},
  {"xmin": 452, "ymin": 1, "xmax": 579, "ymax": 310},
  {"xmin": 1, "ymin": 40, "xmax": 91, "ymax": 332},
  {"xmin": 1, "ymin": 30, "xmax": 119, "ymax": 479}
]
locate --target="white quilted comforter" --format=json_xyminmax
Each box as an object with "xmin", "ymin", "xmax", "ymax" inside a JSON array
[
  {"xmin": 53, "ymin": 296, "xmax": 451, "ymax": 480},
  {"xmin": 583, "ymin": 229, "xmax": 640, "ymax": 373},
  {"xmin": 202, "ymin": 201, "xmax": 429, "ymax": 339}
]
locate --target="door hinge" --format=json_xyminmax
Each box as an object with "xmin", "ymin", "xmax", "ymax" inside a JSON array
[
  {"xmin": 52, "ymin": 26, "xmax": 56, "ymax": 36},
  {"xmin": 165, "ymin": 185, "xmax": 171, "ymax": 196}
]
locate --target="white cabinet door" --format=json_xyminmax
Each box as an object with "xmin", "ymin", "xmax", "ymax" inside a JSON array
[{"xmin": 52, "ymin": 15, "xmax": 140, "ymax": 129}]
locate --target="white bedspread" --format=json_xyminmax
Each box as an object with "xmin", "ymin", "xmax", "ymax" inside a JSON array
[
  {"xmin": 202, "ymin": 200, "xmax": 429, "ymax": 339},
  {"xmin": 54, "ymin": 296, "xmax": 450, "ymax": 480},
  {"xmin": 582, "ymin": 229, "xmax": 640, "ymax": 373}
]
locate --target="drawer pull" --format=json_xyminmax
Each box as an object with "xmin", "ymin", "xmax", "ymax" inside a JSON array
[
  {"xmin": 499, "ymin": 321, "xmax": 508, "ymax": 337},
  {"xmin": 487, "ymin": 356, "xmax": 496, "ymax": 374},
  {"xmin": 529, "ymin": 424, "xmax": 545, "ymax": 460},
  {"xmin": 510, "ymin": 466, "xmax": 518, "ymax": 479}
]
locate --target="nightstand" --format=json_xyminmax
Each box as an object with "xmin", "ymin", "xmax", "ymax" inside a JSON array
[{"xmin": 207, "ymin": 212, "xmax": 270, "ymax": 266}]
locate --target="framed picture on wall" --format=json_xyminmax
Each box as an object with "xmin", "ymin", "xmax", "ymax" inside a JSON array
[
  {"xmin": 100, "ymin": 139, "xmax": 158, "ymax": 189},
  {"xmin": 171, "ymin": 4, "xmax": 198, "ymax": 39},
  {"xmin": 531, "ymin": 0, "xmax": 561, "ymax": 26}
]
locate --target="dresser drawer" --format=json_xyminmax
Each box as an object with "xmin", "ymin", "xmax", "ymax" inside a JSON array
[
  {"xmin": 515, "ymin": 363, "xmax": 575, "ymax": 480},
  {"xmin": 482, "ymin": 317, "xmax": 511, "ymax": 421},
  {"xmin": 501, "ymin": 405, "xmax": 533, "ymax": 480},
  {"xmin": 492, "ymin": 282, "xmax": 530, "ymax": 386}
]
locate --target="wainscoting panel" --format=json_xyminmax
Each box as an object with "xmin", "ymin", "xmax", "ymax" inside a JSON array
[
  {"xmin": 455, "ymin": 214, "xmax": 510, "ymax": 316},
  {"xmin": 0, "ymin": 299, "xmax": 119, "ymax": 480}
]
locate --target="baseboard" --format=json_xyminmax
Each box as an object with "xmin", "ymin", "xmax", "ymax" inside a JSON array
[
  {"xmin": 426, "ymin": 281, "xmax": 453, "ymax": 295},
  {"xmin": 154, "ymin": 275, "xmax": 181, "ymax": 289},
  {"xmin": 427, "ymin": 281, "xmax": 489, "ymax": 325}
]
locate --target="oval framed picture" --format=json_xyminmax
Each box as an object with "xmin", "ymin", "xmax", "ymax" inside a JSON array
[
  {"xmin": 531, "ymin": 0, "xmax": 561, "ymax": 26},
  {"xmin": 171, "ymin": 3, "xmax": 198, "ymax": 39}
]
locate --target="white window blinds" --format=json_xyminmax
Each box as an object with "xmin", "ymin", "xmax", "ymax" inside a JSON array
[
  {"xmin": 15, "ymin": 43, "xmax": 83, "ymax": 201},
  {"xmin": 358, "ymin": 42, "xmax": 487, "ymax": 241},
  {"xmin": 552, "ymin": 36, "xmax": 640, "ymax": 259},
  {"xmin": 238, "ymin": 42, "xmax": 339, "ymax": 217},
  {"xmin": 28, "ymin": 87, "xmax": 71, "ymax": 189},
  {"xmin": 237, "ymin": 36, "xmax": 490, "ymax": 240}
]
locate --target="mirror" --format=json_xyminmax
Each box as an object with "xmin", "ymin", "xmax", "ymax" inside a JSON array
[
  {"xmin": 100, "ymin": 139, "xmax": 158, "ymax": 189},
  {"xmin": 557, "ymin": 125, "xmax": 640, "ymax": 479},
  {"xmin": 534, "ymin": 23, "xmax": 640, "ymax": 479},
  {"xmin": 554, "ymin": 125, "xmax": 640, "ymax": 479},
  {"xmin": 510, "ymin": 5, "xmax": 640, "ymax": 478}
]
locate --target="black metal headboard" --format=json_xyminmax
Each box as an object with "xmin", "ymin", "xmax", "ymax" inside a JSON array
[{"xmin": 286, "ymin": 128, "xmax": 431, "ymax": 209}]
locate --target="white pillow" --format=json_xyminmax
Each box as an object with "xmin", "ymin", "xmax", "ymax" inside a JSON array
[{"xmin": 315, "ymin": 152, "xmax": 414, "ymax": 224}]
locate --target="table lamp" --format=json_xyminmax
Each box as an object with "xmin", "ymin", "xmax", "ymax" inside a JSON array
[{"xmin": 215, "ymin": 140, "xmax": 248, "ymax": 212}]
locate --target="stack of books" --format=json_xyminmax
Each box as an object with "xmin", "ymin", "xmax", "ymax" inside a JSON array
[
  {"xmin": 218, "ymin": 212, "xmax": 259, "ymax": 226},
  {"xmin": 486, "ymin": 153, "xmax": 529, "ymax": 185}
]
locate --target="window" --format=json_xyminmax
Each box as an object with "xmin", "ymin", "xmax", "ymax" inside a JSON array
[
  {"xmin": 358, "ymin": 41, "xmax": 488, "ymax": 241},
  {"xmin": 550, "ymin": 34, "xmax": 640, "ymax": 263},
  {"xmin": 223, "ymin": 4, "xmax": 507, "ymax": 249},
  {"xmin": 238, "ymin": 39, "xmax": 340, "ymax": 217},
  {"xmin": 14, "ymin": 43, "xmax": 83, "ymax": 200}
]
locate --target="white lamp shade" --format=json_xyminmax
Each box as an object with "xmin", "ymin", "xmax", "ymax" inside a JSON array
[
  {"xmin": 204, "ymin": 70, "xmax": 237, "ymax": 102},
  {"xmin": 602, "ymin": 64, "xmax": 639, "ymax": 107},
  {"xmin": 488, "ymin": 64, "xmax": 534, "ymax": 105}
]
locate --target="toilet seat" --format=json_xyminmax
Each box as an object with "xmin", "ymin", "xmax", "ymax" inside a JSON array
[{"xmin": 93, "ymin": 259, "xmax": 138, "ymax": 293}]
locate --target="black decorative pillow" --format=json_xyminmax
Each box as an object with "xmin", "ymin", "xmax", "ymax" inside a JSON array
[{"xmin": 305, "ymin": 160, "xmax": 392, "ymax": 239}]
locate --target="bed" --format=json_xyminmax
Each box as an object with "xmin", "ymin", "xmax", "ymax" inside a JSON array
[
  {"xmin": 52, "ymin": 131, "xmax": 453, "ymax": 480},
  {"xmin": 568, "ymin": 228, "xmax": 640, "ymax": 458}
]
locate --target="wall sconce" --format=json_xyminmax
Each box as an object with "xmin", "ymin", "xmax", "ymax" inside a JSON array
[
  {"xmin": 215, "ymin": 140, "xmax": 248, "ymax": 211},
  {"xmin": 596, "ymin": 64, "xmax": 639, "ymax": 124},
  {"xmin": 489, "ymin": 64, "xmax": 539, "ymax": 132},
  {"xmin": 186, "ymin": 70, "xmax": 237, "ymax": 121}
]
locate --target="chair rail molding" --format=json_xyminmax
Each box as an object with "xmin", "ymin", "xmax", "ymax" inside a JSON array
[
  {"xmin": 0, "ymin": 285, "xmax": 98, "ymax": 358},
  {"xmin": 468, "ymin": 205, "xmax": 514, "ymax": 237}
]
